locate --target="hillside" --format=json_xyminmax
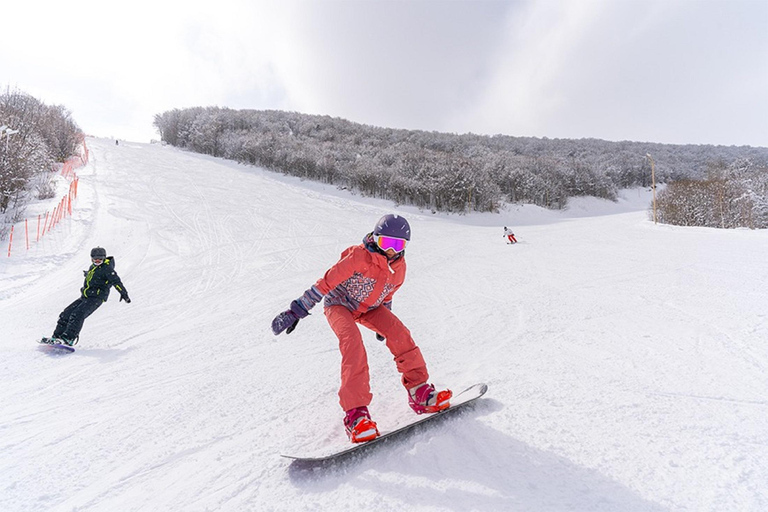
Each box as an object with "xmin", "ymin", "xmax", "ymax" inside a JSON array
[
  {"xmin": 154, "ymin": 108, "xmax": 768, "ymax": 214},
  {"xmin": 1, "ymin": 138, "xmax": 766, "ymax": 511}
]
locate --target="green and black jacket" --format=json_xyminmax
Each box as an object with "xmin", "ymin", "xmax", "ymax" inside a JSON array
[{"xmin": 81, "ymin": 256, "xmax": 128, "ymax": 301}]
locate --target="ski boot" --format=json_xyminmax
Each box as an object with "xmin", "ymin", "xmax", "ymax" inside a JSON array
[
  {"xmin": 344, "ymin": 406, "xmax": 379, "ymax": 443},
  {"xmin": 408, "ymin": 383, "xmax": 452, "ymax": 414}
]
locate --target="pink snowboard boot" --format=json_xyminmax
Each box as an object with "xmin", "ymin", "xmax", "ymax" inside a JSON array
[
  {"xmin": 408, "ymin": 383, "xmax": 452, "ymax": 414},
  {"xmin": 344, "ymin": 406, "xmax": 379, "ymax": 443}
]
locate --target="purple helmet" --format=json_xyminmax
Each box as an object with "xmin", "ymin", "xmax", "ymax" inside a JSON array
[{"xmin": 373, "ymin": 214, "xmax": 411, "ymax": 241}]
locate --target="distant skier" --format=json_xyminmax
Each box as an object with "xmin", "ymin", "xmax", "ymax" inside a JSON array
[
  {"xmin": 503, "ymin": 226, "xmax": 517, "ymax": 244},
  {"xmin": 45, "ymin": 247, "xmax": 131, "ymax": 346},
  {"xmin": 271, "ymin": 214, "xmax": 452, "ymax": 443}
]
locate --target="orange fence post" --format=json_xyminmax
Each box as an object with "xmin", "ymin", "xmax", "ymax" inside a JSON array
[{"xmin": 3, "ymin": 143, "xmax": 86, "ymax": 257}]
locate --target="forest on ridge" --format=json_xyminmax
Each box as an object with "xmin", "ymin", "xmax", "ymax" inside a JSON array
[{"xmin": 154, "ymin": 107, "xmax": 768, "ymax": 226}]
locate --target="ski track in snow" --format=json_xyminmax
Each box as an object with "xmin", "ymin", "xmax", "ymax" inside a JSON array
[{"xmin": 1, "ymin": 138, "xmax": 767, "ymax": 511}]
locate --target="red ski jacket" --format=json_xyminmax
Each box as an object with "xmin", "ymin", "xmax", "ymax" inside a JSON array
[{"xmin": 313, "ymin": 238, "xmax": 406, "ymax": 314}]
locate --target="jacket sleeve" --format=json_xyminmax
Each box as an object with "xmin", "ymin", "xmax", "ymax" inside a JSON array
[
  {"xmin": 114, "ymin": 281, "xmax": 129, "ymax": 297},
  {"xmin": 109, "ymin": 269, "xmax": 129, "ymax": 297},
  {"xmin": 380, "ymin": 281, "xmax": 401, "ymax": 309},
  {"xmin": 293, "ymin": 246, "xmax": 364, "ymax": 314},
  {"xmin": 313, "ymin": 246, "xmax": 365, "ymax": 295}
]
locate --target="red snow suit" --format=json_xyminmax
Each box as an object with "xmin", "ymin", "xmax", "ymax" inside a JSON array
[{"xmin": 313, "ymin": 242, "xmax": 428, "ymax": 411}]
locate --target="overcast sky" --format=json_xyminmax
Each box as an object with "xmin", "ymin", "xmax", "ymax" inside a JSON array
[{"xmin": 2, "ymin": 0, "xmax": 767, "ymax": 147}]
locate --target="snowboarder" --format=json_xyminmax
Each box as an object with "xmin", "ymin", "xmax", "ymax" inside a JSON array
[
  {"xmin": 46, "ymin": 247, "xmax": 131, "ymax": 346},
  {"xmin": 503, "ymin": 226, "xmax": 517, "ymax": 244},
  {"xmin": 271, "ymin": 214, "xmax": 452, "ymax": 443}
]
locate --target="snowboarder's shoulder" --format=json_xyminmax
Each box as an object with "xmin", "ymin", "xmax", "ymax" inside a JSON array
[
  {"xmin": 343, "ymin": 243, "xmax": 370, "ymax": 259},
  {"xmin": 333, "ymin": 244, "xmax": 371, "ymax": 270}
]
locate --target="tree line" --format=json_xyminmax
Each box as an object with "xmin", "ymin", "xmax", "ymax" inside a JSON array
[
  {"xmin": 1, "ymin": 88, "xmax": 82, "ymax": 237},
  {"xmin": 154, "ymin": 107, "xmax": 768, "ymax": 223},
  {"xmin": 655, "ymin": 159, "xmax": 768, "ymax": 229}
]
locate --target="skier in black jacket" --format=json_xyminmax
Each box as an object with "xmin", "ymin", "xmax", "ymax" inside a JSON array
[{"xmin": 48, "ymin": 247, "xmax": 131, "ymax": 346}]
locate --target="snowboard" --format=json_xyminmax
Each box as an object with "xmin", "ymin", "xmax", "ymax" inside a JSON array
[
  {"xmin": 282, "ymin": 383, "xmax": 488, "ymax": 467},
  {"xmin": 38, "ymin": 337, "xmax": 76, "ymax": 353}
]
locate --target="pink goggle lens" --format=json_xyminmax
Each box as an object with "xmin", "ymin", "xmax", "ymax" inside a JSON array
[{"xmin": 376, "ymin": 235, "xmax": 407, "ymax": 252}]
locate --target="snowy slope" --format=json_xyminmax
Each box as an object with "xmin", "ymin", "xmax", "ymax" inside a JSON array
[{"xmin": 1, "ymin": 138, "xmax": 767, "ymax": 511}]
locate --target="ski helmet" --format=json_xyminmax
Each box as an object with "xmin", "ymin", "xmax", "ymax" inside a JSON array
[
  {"xmin": 373, "ymin": 214, "xmax": 411, "ymax": 241},
  {"xmin": 90, "ymin": 247, "xmax": 107, "ymax": 259}
]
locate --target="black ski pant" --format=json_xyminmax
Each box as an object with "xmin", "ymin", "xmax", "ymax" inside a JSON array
[{"xmin": 53, "ymin": 297, "xmax": 103, "ymax": 340}]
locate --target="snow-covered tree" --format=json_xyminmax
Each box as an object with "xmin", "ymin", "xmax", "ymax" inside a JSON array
[
  {"xmin": 153, "ymin": 107, "xmax": 768, "ymax": 216},
  {"xmin": 1, "ymin": 89, "xmax": 82, "ymax": 237}
]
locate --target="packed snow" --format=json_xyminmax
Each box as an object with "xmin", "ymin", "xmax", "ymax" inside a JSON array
[{"xmin": 1, "ymin": 138, "xmax": 767, "ymax": 511}]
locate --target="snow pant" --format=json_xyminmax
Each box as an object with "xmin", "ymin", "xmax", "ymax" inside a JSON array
[
  {"xmin": 324, "ymin": 305, "xmax": 429, "ymax": 412},
  {"xmin": 507, "ymin": 235, "xmax": 517, "ymax": 243},
  {"xmin": 53, "ymin": 297, "xmax": 103, "ymax": 340}
]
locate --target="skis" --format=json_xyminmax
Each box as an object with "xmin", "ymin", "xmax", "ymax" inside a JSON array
[
  {"xmin": 282, "ymin": 383, "xmax": 488, "ymax": 468},
  {"xmin": 38, "ymin": 338, "xmax": 76, "ymax": 353}
]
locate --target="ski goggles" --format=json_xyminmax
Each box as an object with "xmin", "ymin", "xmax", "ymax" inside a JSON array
[
  {"xmin": 376, "ymin": 235, "xmax": 408, "ymax": 253},
  {"xmin": 92, "ymin": 257, "xmax": 104, "ymax": 264}
]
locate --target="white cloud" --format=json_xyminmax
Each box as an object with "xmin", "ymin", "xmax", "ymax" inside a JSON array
[
  {"xmin": 452, "ymin": 0, "xmax": 605, "ymax": 137},
  {"xmin": 455, "ymin": 0, "xmax": 768, "ymax": 145},
  {"xmin": 2, "ymin": 0, "xmax": 766, "ymax": 146}
]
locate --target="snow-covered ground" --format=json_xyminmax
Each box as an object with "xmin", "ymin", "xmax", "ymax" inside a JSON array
[{"xmin": 1, "ymin": 138, "xmax": 766, "ymax": 511}]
